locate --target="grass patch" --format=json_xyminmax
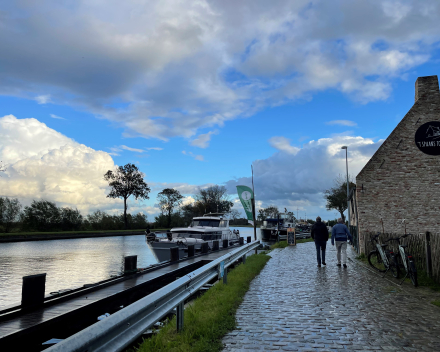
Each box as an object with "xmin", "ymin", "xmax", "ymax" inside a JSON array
[
  {"xmin": 431, "ymin": 300, "xmax": 440, "ymax": 308},
  {"xmin": 416, "ymin": 271, "xmax": 440, "ymax": 291},
  {"xmin": 131, "ymin": 253, "xmax": 270, "ymax": 352}
]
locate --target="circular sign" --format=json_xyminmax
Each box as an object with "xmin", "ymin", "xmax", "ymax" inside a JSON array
[
  {"xmin": 415, "ymin": 121, "xmax": 440, "ymax": 155},
  {"xmin": 241, "ymin": 191, "xmax": 252, "ymax": 200}
]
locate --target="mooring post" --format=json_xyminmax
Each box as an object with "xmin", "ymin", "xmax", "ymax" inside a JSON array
[
  {"xmin": 223, "ymin": 239, "xmax": 228, "ymax": 249},
  {"xmin": 170, "ymin": 247, "xmax": 179, "ymax": 262},
  {"xmin": 187, "ymin": 244, "xmax": 195, "ymax": 257},
  {"xmin": 213, "ymin": 240, "xmax": 219, "ymax": 251},
  {"xmin": 239, "ymin": 237, "xmax": 244, "ymax": 245},
  {"xmin": 201, "ymin": 242, "xmax": 209, "ymax": 253},
  {"xmin": 247, "ymin": 236, "xmax": 251, "ymax": 243},
  {"xmin": 425, "ymin": 231, "xmax": 433, "ymax": 278},
  {"xmin": 176, "ymin": 301, "xmax": 184, "ymax": 332},
  {"xmin": 124, "ymin": 255, "xmax": 137, "ymax": 274},
  {"xmin": 22, "ymin": 273, "xmax": 46, "ymax": 309}
]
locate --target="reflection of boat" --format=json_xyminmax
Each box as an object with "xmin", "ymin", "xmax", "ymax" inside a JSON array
[
  {"xmin": 260, "ymin": 213, "xmax": 296, "ymax": 242},
  {"xmin": 146, "ymin": 213, "xmax": 240, "ymax": 262}
]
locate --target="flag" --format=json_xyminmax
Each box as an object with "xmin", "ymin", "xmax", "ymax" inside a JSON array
[{"xmin": 236, "ymin": 185, "xmax": 254, "ymax": 225}]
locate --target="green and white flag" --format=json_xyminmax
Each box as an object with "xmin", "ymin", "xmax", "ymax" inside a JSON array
[{"xmin": 236, "ymin": 185, "xmax": 254, "ymax": 225}]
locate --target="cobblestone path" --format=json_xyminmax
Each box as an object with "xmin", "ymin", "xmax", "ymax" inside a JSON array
[{"xmin": 222, "ymin": 242, "xmax": 440, "ymax": 351}]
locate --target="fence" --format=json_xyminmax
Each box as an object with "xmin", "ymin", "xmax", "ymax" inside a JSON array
[
  {"xmin": 349, "ymin": 225, "xmax": 359, "ymax": 253},
  {"xmin": 363, "ymin": 231, "xmax": 440, "ymax": 282}
]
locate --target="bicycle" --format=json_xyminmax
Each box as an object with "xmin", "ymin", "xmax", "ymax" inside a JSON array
[
  {"xmin": 367, "ymin": 234, "xmax": 400, "ymax": 278},
  {"xmin": 387, "ymin": 234, "xmax": 418, "ymax": 287}
]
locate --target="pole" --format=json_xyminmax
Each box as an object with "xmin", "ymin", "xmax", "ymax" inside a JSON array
[
  {"xmin": 251, "ymin": 165, "xmax": 257, "ymax": 242},
  {"xmin": 345, "ymin": 148, "xmax": 351, "ymax": 229}
]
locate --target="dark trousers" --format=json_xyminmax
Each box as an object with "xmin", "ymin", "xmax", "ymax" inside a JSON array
[{"xmin": 315, "ymin": 240, "xmax": 327, "ymax": 265}]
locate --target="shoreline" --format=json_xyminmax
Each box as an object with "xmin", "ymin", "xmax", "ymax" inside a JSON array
[{"xmin": 0, "ymin": 230, "xmax": 149, "ymax": 243}]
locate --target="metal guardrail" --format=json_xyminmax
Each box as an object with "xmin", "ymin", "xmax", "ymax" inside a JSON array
[{"xmin": 46, "ymin": 240, "xmax": 261, "ymax": 352}]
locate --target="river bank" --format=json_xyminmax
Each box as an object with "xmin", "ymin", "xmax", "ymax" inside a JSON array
[{"xmin": 0, "ymin": 229, "xmax": 154, "ymax": 243}]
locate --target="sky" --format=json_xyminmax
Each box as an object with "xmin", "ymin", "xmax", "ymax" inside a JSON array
[{"xmin": 1, "ymin": 0, "xmax": 440, "ymax": 221}]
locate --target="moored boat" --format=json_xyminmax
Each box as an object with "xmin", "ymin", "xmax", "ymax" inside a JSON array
[
  {"xmin": 260, "ymin": 212, "xmax": 296, "ymax": 242},
  {"xmin": 146, "ymin": 213, "xmax": 240, "ymax": 262}
]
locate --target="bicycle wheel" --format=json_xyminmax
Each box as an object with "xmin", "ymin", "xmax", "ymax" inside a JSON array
[
  {"xmin": 408, "ymin": 260, "xmax": 418, "ymax": 287},
  {"xmin": 368, "ymin": 250, "xmax": 386, "ymax": 272},
  {"xmin": 389, "ymin": 253, "xmax": 400, "ymax": 278}
]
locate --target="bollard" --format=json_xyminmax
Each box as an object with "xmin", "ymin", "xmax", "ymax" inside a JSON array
[
  {"xmin": 223, "ymin": 239, "xmax": 228, "ymax": 249},
  {"xmin": 201, "ymin": 242, "xmax": 209, "ymax": 253},
  {"xmin": 239, "ymin": 237, "xmax": 244, "ymax": 245},
  {"xmin": 426, "ymin": 232, "xmax": 433, "ymax": 278},
  {"xmin": 213, "ymin": 240, "xmax": 219, "ymax": 251},
  {"xmin": 247, "ymin": 236, "xmax": 251, "ymax": 243},
  {"xmin": 22, "ymin": 273, "xmax": 46, "ymax": 309},
  {"xmin": 124, "ymin": 255, "xmax": 137, "ymax": 274},
  {"xmin": 187, "ymin": 244, "xmax": 195, "ymax": 257},
  {"xmin": 170, "ymin": 247, "xmax": 180, "ymax": 262}
]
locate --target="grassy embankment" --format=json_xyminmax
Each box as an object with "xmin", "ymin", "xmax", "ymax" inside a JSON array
[
  {"xmin": 0, "ymin": 229, "xmax": 170, "ymax": 237},
  {"xmin": 129, "ymin": 252, "xmax": 270, "ymax": 352}
]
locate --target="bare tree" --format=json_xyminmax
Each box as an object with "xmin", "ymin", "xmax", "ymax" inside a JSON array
[
  {"xmin": 104, "ymin": 163, "xmax": 150, "ymax": 229},
  {"xmin": 324, "ymin": 174, "xmax": 355, "ymax": 222},
  {"xmin": 157, "ymin": 188, "xmax": 183, "ymax": 227}
]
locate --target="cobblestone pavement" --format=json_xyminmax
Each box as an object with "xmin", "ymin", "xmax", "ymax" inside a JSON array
[{"xmin": 222, "ymin": 242, "xmax": 440, "ymax": 351}]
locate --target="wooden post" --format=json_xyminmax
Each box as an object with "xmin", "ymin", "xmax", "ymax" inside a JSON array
[
  {"xmin": 170, "ymin": 247, "xmax": 179, "ymax": 262},
  {"xmin": 239, "ymin": 237, "xmax": 244, "ymax": 245},
  {"xmin": 213, "ymin": 240, "xmax": 219, "ymax": 251},
  {"xmin": 124, "ymin": 255, "xmax": 137, "ymax": 274},
  {"xmin": 425, "ymin": 231, "xmax": 433, "ymax": 278},
  {"xmin": 187, "ymin": 244, "xmax": 195, "ymax": 257},
  {"xmin": 247, "ymin": 236, "xmax": 251, "ymax": 243},
  {"xmin": 201, "ymin": 242, "xmax": 209, "ymax": 253},
  {"xmin": 223, "ymin": 239, "xmax": 228, "ymax": 249}
]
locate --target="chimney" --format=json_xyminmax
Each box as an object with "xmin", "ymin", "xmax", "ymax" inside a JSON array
[{"xmin": 415, "ymin": 75, "xmax": 439, "ymax": 102}]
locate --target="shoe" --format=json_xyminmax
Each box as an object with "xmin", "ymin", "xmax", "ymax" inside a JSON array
[
  {"xmin": 337, "ymin": 263, "xmax": 341, "ymax": 267},
  {"xmin": 343, "ymin": 264, "xmax": 347, "ymax": 268},
  {"xmin": 322, "ymin": 262, "xmax": 326, "ymax": 265},
  {"xmin": 317, "ymin": 264, "xmax": 321, "ymax": 267}
]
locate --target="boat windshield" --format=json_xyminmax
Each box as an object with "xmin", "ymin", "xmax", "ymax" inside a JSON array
[{"xmin": 191, "ymin": 219, "xmax": 220, "ymax": 227}]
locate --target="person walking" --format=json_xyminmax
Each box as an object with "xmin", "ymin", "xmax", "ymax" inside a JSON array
[
  {"xmin": 331, "ymin": 218, "xmax": 353, "ymax": 268},
  {"xmin": 311, "ymin": 216, "xmax": 329, "ymax": 267}
]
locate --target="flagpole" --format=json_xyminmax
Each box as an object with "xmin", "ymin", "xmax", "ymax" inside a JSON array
[{"xmin": 251, "ymin": 165, "xmax": 257, "ymax": 242}]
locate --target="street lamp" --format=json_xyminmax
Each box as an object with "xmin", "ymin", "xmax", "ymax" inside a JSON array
[{"xmin": 341, "ymin": 146, "xmax": 350, "ymax": 229}]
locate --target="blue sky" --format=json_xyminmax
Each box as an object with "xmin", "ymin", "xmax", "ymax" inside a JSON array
[{"xmin": 1, "ymin": 0, "xmax": 440, "ymax": 221}]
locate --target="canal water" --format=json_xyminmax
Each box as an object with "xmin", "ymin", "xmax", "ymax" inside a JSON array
[{"xmin": 0, "ymin": 227, "xmax": 259, "ymax": 309}]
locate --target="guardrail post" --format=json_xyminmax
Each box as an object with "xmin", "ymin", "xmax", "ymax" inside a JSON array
[
  {"xmin": 223, "ymin": 268, "xmax": 227, "ymax": 284},
  {"xmin": 176, "ymin": 301, "xmax": 184, "ymax": 332},
  {"xmin": 247, "ymin": 236, "xmax": 251, "ymax": 243},
  {"xmin": 239, "ymin": 237, "xmax": 244, "ymax": 245},
  {"xmin": 187, "ymin": 244, "xmax": 195, "ymax": 257},
  {"xmin": 213, "ymin": 240, "xmax": 219, "ymax": 250},
  {"xmin": 242, "ymin": 254, "xmax": 246, "ymax": 264},
  {"xmin": 201, "ymin": 242, "xmax": 209, "ymax": 253},
  {"xmin": 223, "ymin": 239, "xmax": 228, "ymax": 249},
  {"xmin": 22, "ymin": 273, "xmax": 46, "ymax": 309},
  {"xmin": 425, "ymin": 231, "xmax": 433, "ymax": 278},
  {"xmin": 124, "ymin": 255, "xmax": 137, "ymax": 274},
  {"xmin": 170, "ymin": 247, "xmax": 179, "ymax": 262}
]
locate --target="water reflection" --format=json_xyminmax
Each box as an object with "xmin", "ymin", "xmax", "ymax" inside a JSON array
[{"xmin": 0, "ymin": 227, "xmax": 261, "ymax": 309}]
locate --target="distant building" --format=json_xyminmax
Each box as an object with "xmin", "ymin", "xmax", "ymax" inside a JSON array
[{"xmin": 351, "ymin": 75, "xmax": 440, "ymax": 253}]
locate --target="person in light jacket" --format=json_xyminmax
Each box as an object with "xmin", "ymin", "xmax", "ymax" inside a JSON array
[
  {"xmin": 311, "ymin": 216, "xmax": 329, "ymax": 268},
  {"xmin": 331, "ymin": 218, "xmax": 353, "ymax": 268}
]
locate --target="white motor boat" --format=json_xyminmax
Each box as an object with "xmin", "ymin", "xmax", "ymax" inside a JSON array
[{"xmin": 146, "ymin": 213, "xmax": 240, "ymax": 262}]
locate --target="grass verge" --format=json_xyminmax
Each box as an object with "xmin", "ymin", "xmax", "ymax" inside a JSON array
[
  {"xmin": 130, "ymin": 253, "xmax": 270, "ymax": 352},
  {"xmin": 431, "ymin": 300, "xmax": 440, "ymax": 308}
]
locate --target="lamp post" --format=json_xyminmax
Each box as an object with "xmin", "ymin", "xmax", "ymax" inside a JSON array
[{"xmin": 341, "ymin": 146, "xmax": 350, "ymax": 229}]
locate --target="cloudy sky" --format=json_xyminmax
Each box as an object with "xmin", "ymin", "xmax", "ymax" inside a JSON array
[{"xmin": 1, "ymin": 0, "xmax": 440, "ymax": 220}]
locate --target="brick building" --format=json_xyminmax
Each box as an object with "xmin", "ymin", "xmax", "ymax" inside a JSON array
[{"xmin": 352, "ymin": 75, "xmax": 440, "ymax": 253}]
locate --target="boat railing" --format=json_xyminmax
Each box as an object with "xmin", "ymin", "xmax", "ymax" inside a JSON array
[{"xmin": 46, "ymin": 240, "xmax": 261, "ymax": 352}]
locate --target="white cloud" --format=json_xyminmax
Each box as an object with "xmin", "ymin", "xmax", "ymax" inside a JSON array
[
  {"xmin": 269, "ymin": 136, "xmax": 300, "ymax": 155},
  {"xmin": 0, "ymin": 1, "xmax": 438, "ymax": 140},
  {"xmin": 146, "ymin": 147, "xmax": 163, "ymax": 151},
  {"xmin": 120, "ymin": 145, "xmax": 144, "ymax": 153},
  {"xmin": 182, "ymin": 150, "xmax": 204, "ymax": 161},
  {"xmin": 0, "ymin": 115, "xmax": 125, "ymax": 214},
  {"xmin": 226, "ymin": 135, "xmax": 383, "ymax": 218},
  {"xmin": 35, "ymin": 95, "xmax": 51, "ymax": 104},
  {"xmin": 50, "ymin": 114, "xmax": 66, "ymax": 120},
  {"xmin": 190, "ymin": 130, "xmax": 218, "ymax": 148},
  {"xmin": 326, "ymin": 120, "xmax": 357, "ymax": 126}
]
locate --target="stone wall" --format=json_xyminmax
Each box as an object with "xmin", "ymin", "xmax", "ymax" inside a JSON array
[{"xmin": 356, "ymin": 75, "xmax": 440, "ymax": 253}]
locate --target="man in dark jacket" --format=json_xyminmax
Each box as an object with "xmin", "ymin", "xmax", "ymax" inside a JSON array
[
  {"xmin": 311, "ymin": 216, "xmax": 329, "ymax": 267},
  {"xmin": 331, "ymin": 218, "xmax": 353, "ymax": 268}
]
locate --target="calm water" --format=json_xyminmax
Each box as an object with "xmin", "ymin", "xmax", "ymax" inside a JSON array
[{"xmin": 0, "ymin": 227, "xmax": 259, "ymax": 309}]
